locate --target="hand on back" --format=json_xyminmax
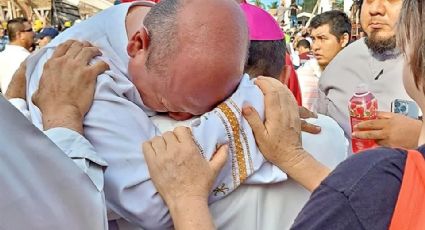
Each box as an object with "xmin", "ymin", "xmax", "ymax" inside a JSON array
[{"xmin": 32, "ymin": 40, "xmax": 109, "ymax": 134}]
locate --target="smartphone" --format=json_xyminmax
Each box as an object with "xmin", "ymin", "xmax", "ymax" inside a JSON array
[{"xmin": 391, "ymin": 99, "xmax": 420, "ymax": 119}]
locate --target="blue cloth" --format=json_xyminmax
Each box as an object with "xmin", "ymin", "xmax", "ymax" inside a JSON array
[
  {"xmin": 0, "ymin": 36, "xmax": 8, "ymax": 52},
  {"xmin": 291, "ymin": 145, "xmax": 425, "ymax": 230},
  {"xmin": 290, "ymin": 15, "xmax": 298, "ymax": 28}
]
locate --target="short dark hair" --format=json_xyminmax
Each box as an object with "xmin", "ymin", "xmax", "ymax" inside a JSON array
[
  {"xmin": 7, "ymin": 17, "xmax": 29, "ymax": 41},
  {"xmin": 143, "ymin": 0, "xmax": 179, "ymax": 75},
  {"xmin": 310, "ymin": 10, "xmax": 351, "ymax": 42},
  {"xmin": 244, "ymin": 40, "xmax": 286, "ymax": 79},
  {"xmin": 296, "ymin": 39, "xmax": 311, "ymax": 50}
]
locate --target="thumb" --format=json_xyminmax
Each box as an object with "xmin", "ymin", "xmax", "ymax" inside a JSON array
[
  {"xmin": 242, "ymin": 106, "xmax": 267, "ymax": 143},
  {"xmin": 209, "ymin": 145, "xmax": 228, "ymax": 179}
]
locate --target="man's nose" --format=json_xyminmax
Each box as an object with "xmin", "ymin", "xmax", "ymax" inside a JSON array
[
  {"xmin": 368, "ymin": 0, "xmax": 386, "ymax": 16},
  {"xmin": 312, "ymin": 42, "xmax": 320, "ymax": 52}
]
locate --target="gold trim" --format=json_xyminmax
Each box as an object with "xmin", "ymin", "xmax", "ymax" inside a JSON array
[
  {"xmin": 215, "ymin": 110, "xmax": 238, "ymax": 188},
  {"xmin": 228, "ymin": 99, "xmax": 254, "ymax": 172},
  {"xmin": 218, "ymin": 103, "xmax": 247, "ymax": 183}
]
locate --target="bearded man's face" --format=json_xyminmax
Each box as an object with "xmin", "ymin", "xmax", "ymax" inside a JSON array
[{"xmin": 360, "ymin": 0, "xmax": 402, "ymax": 55}]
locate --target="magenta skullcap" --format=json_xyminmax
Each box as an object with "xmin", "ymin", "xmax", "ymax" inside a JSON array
[{"xmin": 240, "ymin": 0, "xmax": 284, "ymax": 41}]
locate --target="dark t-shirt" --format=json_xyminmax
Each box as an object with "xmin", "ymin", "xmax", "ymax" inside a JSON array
[{"xmin": 291, "ymin": 145, "xmax": 425, "ymax": 230}]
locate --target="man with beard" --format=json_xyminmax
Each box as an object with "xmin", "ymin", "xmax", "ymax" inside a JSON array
[{"xmin": 316, "ymin": 0, "xmax": 422, "ymax": 153}]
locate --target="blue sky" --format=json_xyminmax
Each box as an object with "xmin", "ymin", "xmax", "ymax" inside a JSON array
[
  {"xmin": 250, "ymin": 0, "xmax": 278, "ymax": 7},
  {"xmin": 260, "ymin": 0, "xmax": 276, "ymax": 5},
  {"xmin": 248, "ymin": 0, "xmax": 305, "ymax": 8}
]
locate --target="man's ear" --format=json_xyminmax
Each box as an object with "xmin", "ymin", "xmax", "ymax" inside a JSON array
[
  {"xmin": 279, "ymin": 65, "xmax": 291, "ymax": 85},
  {"xmin": 15, "ymin": 31, "xmax": 23, "ymax": 41},
  {"xmin": 340, "ymin": 32, "xmax": 350, "ymax": 48},
  {"xmin": 127, "ymin": 27, "xmax": 150, "ymax": 58}
]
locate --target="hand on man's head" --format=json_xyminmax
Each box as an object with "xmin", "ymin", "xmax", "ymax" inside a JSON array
[{"xmin": 32, "ymin": 40, "xmax": 109, "ymax": 134}]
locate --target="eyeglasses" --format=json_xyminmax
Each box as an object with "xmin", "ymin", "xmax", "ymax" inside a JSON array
[{"xmin": 22, "ymin": 28, "xmax": 33, "ymax": 33}]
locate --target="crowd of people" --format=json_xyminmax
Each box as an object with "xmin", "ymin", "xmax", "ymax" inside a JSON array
[
  {"xmin": 0, "ymin": 0, "xmax": 424, "ymax": 229},
  {"xmin": 0, "ymin": 18, "xmax": 63, "ymax": 93}
]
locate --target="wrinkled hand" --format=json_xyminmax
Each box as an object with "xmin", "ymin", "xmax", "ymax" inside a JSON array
[
  {"xmin": 143, "ymin": 127, "xmax": 228, "ymax": 207},
  {"xmin": 242, "ymin": 77, "xmax": 305, "ymax": 168},
  {"xmin": 5, "ymin": 61, "xmax": 27, "ymax": 100},
  {"xmin": 299, "ymin": 106, "xmax": 321, "ymax": 134},
  {"xmin": 242, "ymin": 77, "xmax": 329, "ymax": 191},
  {"xmin": 32, "ymin": 40, "xmax": 109, "ymax": 134},
  {"xmin": 352, "ymin": 111, "xmax": 421, "ymax": 149}
]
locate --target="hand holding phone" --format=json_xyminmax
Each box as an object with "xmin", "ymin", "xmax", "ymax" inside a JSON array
[{"xmin": 391, "ymin": 99, "xmax": 420, "ymax": 119}]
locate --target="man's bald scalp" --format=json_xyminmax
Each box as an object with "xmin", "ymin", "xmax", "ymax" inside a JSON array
[{"xmin": 144, "ymin": 0, "xmax": 249, "ymax": 76}]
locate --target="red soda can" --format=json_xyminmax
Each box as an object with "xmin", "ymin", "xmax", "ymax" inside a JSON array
[{"xmin": 349, "ymin": 84, "xmax": 378, "ymax": 153}]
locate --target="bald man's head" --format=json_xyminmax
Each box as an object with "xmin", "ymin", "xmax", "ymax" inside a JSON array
[{"xmin": 128, "ymin": 0, "xmax": 249, "ymax": 117}]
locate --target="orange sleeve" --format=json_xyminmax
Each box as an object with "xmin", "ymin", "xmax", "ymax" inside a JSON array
[{"xmin": 389, "ymin": 149, "xmax": 425, "ymax": 230}]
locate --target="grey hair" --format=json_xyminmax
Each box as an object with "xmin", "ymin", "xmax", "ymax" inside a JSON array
[{"xmin": 143, "ymin": 0, "xmax": 181, "ymax": 75}]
